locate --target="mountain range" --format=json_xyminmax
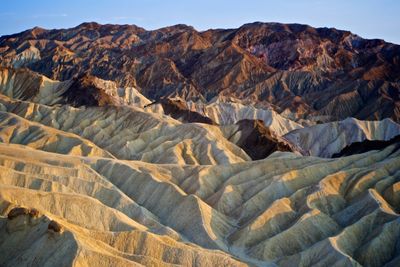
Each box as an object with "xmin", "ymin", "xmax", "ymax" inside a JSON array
[
  {"xmin": 0, "ymin": 22, "xmax": 400, "ymax": 267},
  {"xmin": 0, "ymin": 22, "xmax": 399, "ymax": 122}
]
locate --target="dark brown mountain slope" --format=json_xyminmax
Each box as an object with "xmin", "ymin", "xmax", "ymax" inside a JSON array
[
  {"xmin": 222, "ymin": 119, "xmax": 298, "ymax": 160},
  {"xmin": 0, "ymin": 67, "xmax": 117, "ymax": 107},
  {"xmin": 1, "ymin": 22, "xmax": 399, "ymax": 121},
  {"xmin": 145, "ymin": 98, "xmax": 216, "ymax": 124},
  {"xmin": 332, "ymin": 134, "xmax": 400, "ymax": 157}
]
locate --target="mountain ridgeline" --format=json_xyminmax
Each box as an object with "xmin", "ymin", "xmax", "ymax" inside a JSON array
[{"xmin": 0, "ymin": 22, "xmax": 399, "ymax": 122}]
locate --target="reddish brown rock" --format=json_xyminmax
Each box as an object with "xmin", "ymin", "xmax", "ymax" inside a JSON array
[
  {"xmin": 62, "ymin": 74, "xmax": 116, "ymax": 107},
  {"xmin": 7, "ymin": 207, "xmax": 41, "ymax": 220},
  {"xmin": 48, "ymin": 220, "xmax": 63, "ymax": 233},
  {"xmin": 0, "ymin": 22, "xmax": 399, "ymax": 121},
  {"xmin": 225, "ymin": 119, "xmax": 299, "ymax": 160},
  {"xmin": 146, "ymin": 98, "xmax": 216, "ymax": 124},
  {"xmin": 28, "ymin": 208, "xmax": 40, "ymax": 218},
  {"xmin": 7, "ymin": 207, "xmax": 29, "ymax": 220}
]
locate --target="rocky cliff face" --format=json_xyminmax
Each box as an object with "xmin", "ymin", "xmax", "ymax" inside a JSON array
[{"xmin": 0, "ymin": 22, "xmax": 399, "ymax": 122}]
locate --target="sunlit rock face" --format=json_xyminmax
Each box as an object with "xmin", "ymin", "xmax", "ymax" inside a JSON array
[{"xmin": 0, "ymin": 22, "xmax": 400, "ymax": 267}]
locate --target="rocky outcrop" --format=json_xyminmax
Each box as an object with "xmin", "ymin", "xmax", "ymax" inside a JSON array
[
  {"xmin": 47, "ymin": 220, "xmax": 63, "ymax": 233},
  {"xmin": 7, "ymin": 207, "xmax": 30, "ymax": 220},
  {"xmin": 7, "ymin": 207, "xmax": 40, "ymax": 220},
  {"xmin": 5, "ymin": 207, "xmax": 42, "ymax": 234}
]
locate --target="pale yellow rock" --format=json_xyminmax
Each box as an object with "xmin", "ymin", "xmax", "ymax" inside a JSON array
[
  {"xmin": 0, "ymin": 94, "xmax": 250, "ymax": 165},
  {"xmin": 186, "ymin": 99, "xmax": 303, "ymax": 136},
  {"xmin": 0, "ymin": 77, "xmax": 400, "ymax": 266},
  {"xmin": 0, "ymin": 140, "xmax": 399, "ymax": 266}
]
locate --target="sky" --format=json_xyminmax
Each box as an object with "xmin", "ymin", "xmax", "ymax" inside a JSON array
[{"xmin": 1, "ymin": 0, "xmax": 399, "ymax": 44}]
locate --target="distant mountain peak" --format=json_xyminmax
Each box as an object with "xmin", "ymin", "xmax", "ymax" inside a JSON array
[{"xmin": 0, "ymin": 22, "xmax": 399, "ymax": 122}]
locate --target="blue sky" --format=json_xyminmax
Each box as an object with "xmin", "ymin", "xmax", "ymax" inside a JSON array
[{"xmin": 1, "ymin": 0, "xmax": 399, "ymax": 44}]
